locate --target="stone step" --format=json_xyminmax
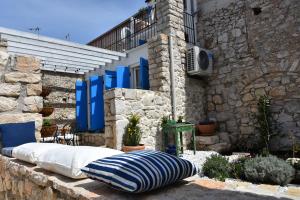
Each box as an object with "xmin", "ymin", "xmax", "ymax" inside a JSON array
[{"xmin": 195, "ymin": 132, "xmax": 231, "ymax": 153}]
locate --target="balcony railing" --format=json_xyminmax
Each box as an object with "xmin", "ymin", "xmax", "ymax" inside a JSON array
[
  {"xmin": 88, "ymin": 8, "xmax": 196, "ymax": 52},
  {"xmin": 88, "ymin": 7, "xmax": 157, "ymax": 52}
]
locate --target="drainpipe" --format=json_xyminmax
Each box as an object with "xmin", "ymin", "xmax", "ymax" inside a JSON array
[{"xmin": 168, "ymin": 33, "xmax": 176, "ymax": 120}]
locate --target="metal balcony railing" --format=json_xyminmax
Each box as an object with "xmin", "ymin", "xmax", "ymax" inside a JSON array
[
  {"xmin": 88, "ymin": 8, "xmax": 196, "ymax": 52},
  {"xmin": 88, "ymin": 7, "xmax": 157, "ymax": 52}
]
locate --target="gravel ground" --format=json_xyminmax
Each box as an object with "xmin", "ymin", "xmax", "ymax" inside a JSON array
[{"xmin": 181, "ymin": 150, "xmax": 218, "ymax": 174}]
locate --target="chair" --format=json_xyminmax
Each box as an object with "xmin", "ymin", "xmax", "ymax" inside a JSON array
[
  {"xmin": 41, "ymin": 124, "xmax": 58, "ymax": 143},
  {"xmin": 59, "ymin": 121, "xmax": 80, "ymax": 145}
]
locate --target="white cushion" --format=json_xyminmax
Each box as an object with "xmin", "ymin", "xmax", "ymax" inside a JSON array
[
  {"xmin": 12, "ymin": 143, "xmax": 64, "ymax": 164},
  {"xmin": 36, "ymin": 146, "xmax": 123, "ymax": 179}
]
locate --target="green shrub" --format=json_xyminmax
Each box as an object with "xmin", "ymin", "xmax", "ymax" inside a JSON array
[
  {"xmin": 123, "ymin": 114, "xmax": 142, "ymax": 146},
  {"xmin": 202, "ymin": 155, "xmax": 231, "ymax": 181},
  {"xmin": 244, "ymin": 155, "xmax": 295, "ymax": 186},
  {"xmin": 43, "ymin": 119, "xmax": 52, "ymax": 126},
  {"xmin": 230, "ymin": 157, "xmax": 248, "ymax": 180}
]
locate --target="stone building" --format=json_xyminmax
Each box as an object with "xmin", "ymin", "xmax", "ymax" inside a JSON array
[
  {"xmin": 0, "ymin": 0, "xmax": 299, "ymax": 152},
  {"xmin": 90, "ymin": 0, "xmax": 300, "ymax": 152},
  {"xmin": 196, "ymin": 0, "xmax": 300, "ymax": 151}
]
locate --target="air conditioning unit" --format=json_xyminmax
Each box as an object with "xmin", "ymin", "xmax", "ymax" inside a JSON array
[{"xmin": 186, "ymin": 46, "xmax": 213, "ymax": 76}]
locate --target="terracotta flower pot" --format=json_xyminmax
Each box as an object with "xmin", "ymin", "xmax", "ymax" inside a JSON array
[
  {"xmin": 39, "ymin": 107, "xmax": 54, "ymax": 117},
  {"xmin": 122, "ymin": 144, "xmax": 145, "ymax": 153},
  {"xmin": 40, "ymin": 86, "xmax": 52, "ymax": 98},
  {"xmin": 41, "ymin": 124, "xmax": 57, "ymax": 138},
  {"xmin": 197, "ymin": 122, "xmax": 216, "ymax": 136}
]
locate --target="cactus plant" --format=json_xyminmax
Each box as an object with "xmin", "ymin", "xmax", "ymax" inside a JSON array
[{"xmin": 123, "ymin": 114, "xmax": 142, "ymax": 146}]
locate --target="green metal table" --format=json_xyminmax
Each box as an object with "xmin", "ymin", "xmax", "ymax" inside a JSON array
[{"xmin": 163, "ymin": 122, "xmax": 196, "ymax": 156}]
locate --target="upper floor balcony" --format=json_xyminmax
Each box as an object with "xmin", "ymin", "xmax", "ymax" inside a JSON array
[{"xmin": 88, "ymin": 6, "xmax": 196, "ymax": 52}]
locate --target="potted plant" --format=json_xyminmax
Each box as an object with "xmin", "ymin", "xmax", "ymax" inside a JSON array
[
  {"xmin": 41, "ymin": 119, "xmax": 57, "ymax": 138},
  {"xmin": 122, "ymin": 114, "xmax": 145, "ymax": 152},
  {"xmin": 197, "ymin": 87, "xmax": 216, "ymax": 135},
  {"xmin": 197, "ymin": 119, "xmax": 216, "ymax": 136},
  {"xmin": 40, "ymin": 86, "xmax": 52, "ymax": 98},
  {"xmin": 177, "ymin": 116, "xmax": 184, "ymax": 123},
  {"xmin": 39, "ymin": 103, "xmax": 54, "ymax": 117}
]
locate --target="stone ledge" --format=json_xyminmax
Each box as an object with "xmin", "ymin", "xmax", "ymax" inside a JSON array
[{"xmin": 1, "ymin": 156, "xmax": 299, "ymax": 199}]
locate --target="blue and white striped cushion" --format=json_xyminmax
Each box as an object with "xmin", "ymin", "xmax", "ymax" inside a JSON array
[{"xmin": 81, "ymin": 150, "xmax": 197, "ymax": 193}]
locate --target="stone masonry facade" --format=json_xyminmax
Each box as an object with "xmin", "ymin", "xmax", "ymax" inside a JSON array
[
  {"xmin": 196, "ymin": 0, "xmax": 300, "ymax": 151},
  {"xmin": 0, "ymin": 40, "xmax": 43, "ymax": 143},
  {"xmin": 42, "ymin": 71, "xmax": 82, "ymax": 129},
  {"xmin": 104, "ymin": 0, "xmax": 208, "ymax": 151},
  {"xmin": 107, "ymin": 0, "xmax": 300, "ymax": 152}
]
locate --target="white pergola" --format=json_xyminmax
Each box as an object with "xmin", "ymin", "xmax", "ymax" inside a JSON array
[{"xmin": 0, "ymin": 27, "xmax": 126, "ymax": 74}]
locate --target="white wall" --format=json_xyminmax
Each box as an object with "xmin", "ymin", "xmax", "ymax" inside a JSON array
[
  {"xmin": 84, "ymin": 43, "xmax": 148, "ymax": 130},
  {"xmin": 84, "ymin": 43, "xmax": 148, "ymax": 79}
]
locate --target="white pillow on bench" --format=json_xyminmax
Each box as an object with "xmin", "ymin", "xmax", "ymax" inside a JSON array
[
  {"xmin": 36, "ymin": 146, "xmax": 123, "ymax": 179},
  {"xmin": 12, "ymin": 143, "xmax": 64, "ymax": 164}
]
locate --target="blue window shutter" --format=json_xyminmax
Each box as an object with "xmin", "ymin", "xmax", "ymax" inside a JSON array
[
  {"xmin": 75, "ymin": 80, "xmax": 88, "ymax": 132},
  {"xmin": 116, "ymin": 66, "xmax": 130, "ymax": 88},
  {"xmin": 139, "ymin": 57, "xmax": 150, "ymax": 90},
  {"xmin": 105, "ymin": 70, "xmax": 117, "ymax": 90},
  {"xmin": 89, "ymin": 76, "xmax": 104, "ymax": 132}
]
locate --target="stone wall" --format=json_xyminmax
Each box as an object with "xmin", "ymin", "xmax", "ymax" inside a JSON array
[
  {"xmin": 196, "ymin": 0, "xmax": 300, "ymax": 151},
  {"xmin": 150, "ymin": 0, "xmax": 206, "ymax": 123},
  {"xmin": 104, "ymin": 88, "xmax": 171, "ymax": 150},
  {"xmin": 42, "ymin": 71, "xmax": 83, "ymax": 128},
  {"xmin": 0, "ymin": 40, "xmax": 43, "ymax": 142},
  {"xmin": 0, "ymin": 155, "xmax": 103, "ymax": 200},
  {"xmin": 80, "ymin": 133, "xmax": 105, "ymax": 146}
]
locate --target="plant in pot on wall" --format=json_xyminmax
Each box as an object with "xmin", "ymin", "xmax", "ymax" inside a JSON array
[
  {"xmin": 197, "ymin": 87, "xmax": 217, "ymax": 136},
  {"xmin": 41, "ymin": 119, "xmax": 57, "ymax": 138},
  {"xmin": 39, "ymin": 103, "xmax": 54, "ymax": 117},
  {"xmin": 197, "ymin": 119, "xmax": 216, "ymax": 136},
  {"xmin": 122, "ymin": 114, "xmax": 145, "ymax": 152}
]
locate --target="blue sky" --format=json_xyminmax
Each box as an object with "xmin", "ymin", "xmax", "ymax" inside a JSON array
[{"xmin": 0, "ymin": 0, "xmax": 146, "ymax": 44}]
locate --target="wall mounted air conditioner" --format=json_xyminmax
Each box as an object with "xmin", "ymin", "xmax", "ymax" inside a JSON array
[{"xmin": 186, "ymin": 46, "xmax": 213, "ymax": 76}]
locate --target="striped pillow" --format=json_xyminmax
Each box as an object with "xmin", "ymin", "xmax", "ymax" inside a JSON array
[{"xmin": 81, "ymin": 150, "xmax": 197, "ymax": 193}]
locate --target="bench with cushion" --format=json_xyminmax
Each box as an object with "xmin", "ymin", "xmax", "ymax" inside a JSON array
[{"xmin": 0, "ymin": 121, "xmax": 36, "ymax": 157}]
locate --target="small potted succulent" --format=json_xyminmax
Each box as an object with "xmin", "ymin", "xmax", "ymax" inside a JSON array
[
  {"xmin": 122, "ymin": 114, "xmax": 145, "ymax": 152},
  {"xmin": 41, "ymin": 119, "xmax": 57, "ymax": 138},
  {"xmin": 177, "ymin": 116, "xmax": 184, "ymax": 123}
]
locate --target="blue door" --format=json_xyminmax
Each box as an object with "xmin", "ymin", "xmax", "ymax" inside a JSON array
[
  {"xmin": 75, "ymin": 80, "xmax": 88, "ymax": 132},
  {"xmin": 89, "ymin": 76, "xmax": 104, "ymax": 132},
  {"xmin": 105, "ymin": 70, "xmax": 117, "ymax": 90},
  {"xmin": 139, "ymin": 57, "xmax": 150, "ymax": 90}
]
